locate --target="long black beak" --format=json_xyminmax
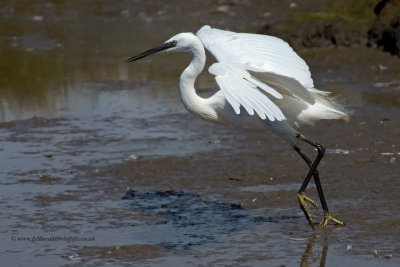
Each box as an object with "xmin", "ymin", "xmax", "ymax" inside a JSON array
[{"xmin": 127, "ymin": 41, "xmax": 176, "ymax": 62}]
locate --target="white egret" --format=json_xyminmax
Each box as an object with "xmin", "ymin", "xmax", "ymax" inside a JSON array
[{"xmin": 128, "ymin": 25, "xmax": 348, "ymax": 228}]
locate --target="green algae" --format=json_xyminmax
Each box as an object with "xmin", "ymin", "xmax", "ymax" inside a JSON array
[{"xmin": 294, "ymin": 0, "xmax": 380, "ymax": 30}]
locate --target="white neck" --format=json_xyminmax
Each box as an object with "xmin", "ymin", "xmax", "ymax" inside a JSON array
[{"xmin": 179, "ymin": 38, "xmax": 218, "ymax": 122}]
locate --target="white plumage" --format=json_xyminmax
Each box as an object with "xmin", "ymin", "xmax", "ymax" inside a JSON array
[
  {"xmin": 195, "ymin": 25, "xmax": 348, "ymax": 129},
  {"xmin": 128, "ymin": 25, "xmax": 348, "ymax": 227},
  {"xmin": 197, "ymin": 25, "xmax": 314, "ymax": 87}
]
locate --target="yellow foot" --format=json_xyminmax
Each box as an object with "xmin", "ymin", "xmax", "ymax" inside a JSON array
[
  {"xmin": 320, "ymin": 213, "xmax": 346, "ymax": 227},
  {"xmin": 297, "ymin": 193, "xmax": 318, "ymax": 227},
  {"xmin": 303, "ymin": 194, "xmax": 318, "ymax": 209}
]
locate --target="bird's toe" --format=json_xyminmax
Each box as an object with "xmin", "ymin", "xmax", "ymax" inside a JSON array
[
  {"xmin": 320, "ymin": 213, "xmax": 346, "ymax": 227},
  {"xmin": 297, "ymin": 193, "xmax": 316, "ymax": 228}
]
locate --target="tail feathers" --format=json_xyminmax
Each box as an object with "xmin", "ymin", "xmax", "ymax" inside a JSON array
[
  {"xmin": 315, "ymin": 93, "xmax": 350, "ymax": 119},
  {"xmin": 297, "ymin": 93, "xmax": 350, "ymax": 124},
  {"xmin": 307, "ymin": 87, "xmax": 331, "ymax": 96}
]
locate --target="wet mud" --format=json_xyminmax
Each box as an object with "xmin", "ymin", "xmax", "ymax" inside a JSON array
[{"xmin": 1, "ymin": 1, "xmax": 400, "ymax": 266}]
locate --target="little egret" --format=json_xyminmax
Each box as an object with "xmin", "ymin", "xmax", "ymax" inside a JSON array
[{"xmin": 128, "ymin": 25, "xmax": 348, "ymax": 228}]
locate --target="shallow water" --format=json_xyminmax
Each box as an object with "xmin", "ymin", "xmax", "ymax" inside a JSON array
[{"xmin": 1, "ymin": 1, "xmax": 400, "ymax": 266}]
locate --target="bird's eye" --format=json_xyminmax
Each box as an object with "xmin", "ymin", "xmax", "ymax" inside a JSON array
[{"xmin": 172, "ymin": 40, "xmax": 177, "ymax": 46}]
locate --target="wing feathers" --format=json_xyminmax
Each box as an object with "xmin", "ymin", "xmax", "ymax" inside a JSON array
[
  {"xmin": 210, "ymin": 63, "xmax": 285, "ymax": 121},
  {"xmin": 250, "ymin": 71, "xmax": 315, "ymax": 104},
  {"xmin": 197, "ymin": 26, "xmax": 314, "ymax": 88},
  {"xmin": 197, "ymin": 25, "xmax": 318, "ymax": 122}
]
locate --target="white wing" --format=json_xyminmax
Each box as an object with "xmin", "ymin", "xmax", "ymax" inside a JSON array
[
  {"xmin": 196, "ymin": 25, "xmax": 316, "ymax": 121},
  {"xmin": 209, "ymin": 62, "xmax": 285, "ymax": 121}
]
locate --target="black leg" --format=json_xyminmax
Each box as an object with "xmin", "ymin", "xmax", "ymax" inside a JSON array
[
  {"xmin": 295, "ymin": 134, "xmax": 345, "ymax": 227},
  {"xmin": 292, "ymin": 145, "xmax": 317, "ymax": 193},
  {"xmin": 295, "ymin": 134, "xmax": 329, "ymax": 214},
  {"xmin": 292, "ymin": 142, "xmax": 320, "ymax": 227}
]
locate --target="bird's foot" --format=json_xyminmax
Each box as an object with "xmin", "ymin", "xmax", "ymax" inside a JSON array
[
  {"xmin": 303, "ymin": 194, "xmax": 318, "ymax": 209},
  {"xmin": 320, "ymin": 212, "xmax": 346, "ymax": 227},
  {"xmin": 297, "ymin": 192, "xmax": 318, "ymax": 227}
]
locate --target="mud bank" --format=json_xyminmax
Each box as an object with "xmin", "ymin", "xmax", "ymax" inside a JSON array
[{"xmin": 259, "ymin": 0, "xmax": 400, "ymax": 56}]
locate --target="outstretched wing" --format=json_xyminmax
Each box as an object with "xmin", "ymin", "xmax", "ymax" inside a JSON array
[
  {"xmin": 209, "ymin": 62, "xmax": 285, "ymax": 121},
  {"xmin": 196, "ymin": 25, "xmax": 316, "ymax": 121}
]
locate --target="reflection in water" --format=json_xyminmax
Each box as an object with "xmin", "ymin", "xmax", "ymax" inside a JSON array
[{"xmin": 300, "ymin": 232, "xmax": 329, "ymax": 267}]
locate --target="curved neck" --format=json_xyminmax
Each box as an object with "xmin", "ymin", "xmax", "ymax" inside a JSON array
[
  {"xmin": 179, "ymin": 39, "xmax": 218, "ymax": 122},
  {"xmin": 180, "ymin": 45, "xmax": 205, "ymax": 85}
]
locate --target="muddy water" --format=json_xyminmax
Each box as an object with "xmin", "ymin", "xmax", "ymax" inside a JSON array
[{"xmin": 1, "ymin": 1, "xmax": 400, "ymax": 266}]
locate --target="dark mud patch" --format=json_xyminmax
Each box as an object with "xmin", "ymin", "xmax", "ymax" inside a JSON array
[{"xmin": 121, "ymin": 190, "xmax": 297, "ymax": 249}]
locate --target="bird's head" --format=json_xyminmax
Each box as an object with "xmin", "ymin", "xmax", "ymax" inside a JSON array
[{"xmin": 127, "ymin": 32, "xmax": 199, "ymax": 62}]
